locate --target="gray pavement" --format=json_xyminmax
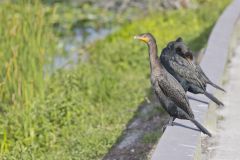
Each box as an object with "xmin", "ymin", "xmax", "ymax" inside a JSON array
[{"xmin": 211, "ymin": 43, "xmax": 240, "ymax": 160}]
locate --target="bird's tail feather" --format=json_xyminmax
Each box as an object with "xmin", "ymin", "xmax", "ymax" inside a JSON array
[
  {"xmin": 204, "ymin": 91, "xmax": 224, "ymax": 107},
  {"xmin": 190, "ymin": 119, "xmax": 212, "ymax": 137},
  {"xmin": 207, "ymin": 81, "xmax": 226, "ymax": 92}
]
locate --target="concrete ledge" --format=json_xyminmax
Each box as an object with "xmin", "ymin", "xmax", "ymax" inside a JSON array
[{"xmin": 151, "ymin": 0, "xmax": 240, "ymax": 159}]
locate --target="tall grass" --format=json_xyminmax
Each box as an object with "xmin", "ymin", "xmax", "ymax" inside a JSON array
[
  {"xmin": 0, "ymin": 0, "xmax": 55, "ymax": 109},
  {"xmin": 0, "ymin": 0, "xmax": 56, "ymax": 156}
]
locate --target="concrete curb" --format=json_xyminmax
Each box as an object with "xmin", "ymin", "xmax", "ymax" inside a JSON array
[{"xmin": 151, "ymin": 0, "xmax": 240, "ymax": 159}]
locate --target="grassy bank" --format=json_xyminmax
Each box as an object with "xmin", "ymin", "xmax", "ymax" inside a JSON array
[
  {"xmin": 0, "ymin": 0, "xmax": 56, "ymax": 157},
  {"xmin": 0, "ymin": 0, "xmax": 230, "ymax": 159}
]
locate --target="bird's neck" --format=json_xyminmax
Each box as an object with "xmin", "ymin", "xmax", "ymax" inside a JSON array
[{"xmin": 147, "ymin": 41, "xmax": 162, "ymax": 72}]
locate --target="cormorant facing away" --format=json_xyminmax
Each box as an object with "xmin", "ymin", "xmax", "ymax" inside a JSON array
[
  {"xmin": 160, "ymin": 37, "xmax": 225, "ymax": 106},
  {"xmin": 134, "ymin": 33, "xmax": 211, "ymax": 137}
]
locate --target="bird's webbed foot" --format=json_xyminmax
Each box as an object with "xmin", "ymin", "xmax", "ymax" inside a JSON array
[
  {"xmin": 162, "ymin": 117, "xmax": 176, "ymax": 132},
  {"xmin": 168, "ymin": 117, "xmax": 176, "ymax": 126}
]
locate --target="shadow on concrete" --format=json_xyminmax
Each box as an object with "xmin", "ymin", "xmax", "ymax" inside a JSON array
[
  {"xmin": 172, "ymin": 121, "xmax": 201, "ymax": 132},
  {"xmin": 188, "ymin": 95, "xmax": 209, "ymax": 105}
]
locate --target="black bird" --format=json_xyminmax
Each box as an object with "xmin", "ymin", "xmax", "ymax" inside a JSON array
[
  {"xmin": 134, "ymin": 33, "xmax": 211, "ymax": 137},
  {"xmin": 160, "ymin": 37, "xmax": 224, "ymax": 106},
  {"xmin": 176, "ymin": 39, "xmax": 225, "ymax": 92}
]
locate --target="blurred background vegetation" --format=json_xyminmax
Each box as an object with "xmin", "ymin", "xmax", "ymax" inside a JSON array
[{"xmin": 0, "ymin": 0, "xmax": 230, "ymax": 159}]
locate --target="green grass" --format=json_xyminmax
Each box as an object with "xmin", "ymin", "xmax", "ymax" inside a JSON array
[
  {"xmin": 0, "ymin": 0, "xmax": 231, "ymax": 159},
  {"xmin": 0, "ymin": 0, "xmax": 56, "ymax": 109},
  {"xmin": 0, "ymin": 0, "xmax": 56, "ymax": 157}
]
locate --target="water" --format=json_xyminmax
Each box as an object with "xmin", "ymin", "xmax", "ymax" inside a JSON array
[{"xmin": 45, "ymin": 27, "xmax": 111, "ymax": 74}]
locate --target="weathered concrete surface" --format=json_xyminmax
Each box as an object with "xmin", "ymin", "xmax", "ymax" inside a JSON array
[{"xmin": 211, "ymin": 43, "xmax": 240, "ymax": 160}]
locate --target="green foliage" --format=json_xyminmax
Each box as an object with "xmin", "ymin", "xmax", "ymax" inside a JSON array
[
  {"xmin": 0, "ymin": 0, "xmax": 231, "ymax": 159},
  {"xmin": 0, "ymin": 0, "xmax": 56, "ymax": 109},
  {"xmin": 0, "ymin": 0, "xmax": 56, "ymax": 157},
  {"xmin": 50, "ymin": 3, "xmax": 113, "ymax": 37}
]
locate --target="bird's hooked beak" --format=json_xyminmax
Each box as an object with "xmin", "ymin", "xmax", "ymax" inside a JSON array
[{"xmin": 134, "ymin": 35, "xmax": 150, "ymax": 43}]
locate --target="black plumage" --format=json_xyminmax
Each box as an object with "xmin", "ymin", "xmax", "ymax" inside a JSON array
[
  {"xmin": 134, "ymin": 33, "xmax": 211, "ymax": 136},
  {"xmin": 160, "ymin": 37, "xmax": 224, "ymax": 106}
]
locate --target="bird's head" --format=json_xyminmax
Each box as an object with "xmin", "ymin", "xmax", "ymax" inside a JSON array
[
  {"xmin": 171, "ymin": 37, "xmax": 193, "ymax": 60},
  {"xmin": 134, "ymin": 33, "xmax": 156, "ymax": 44}
]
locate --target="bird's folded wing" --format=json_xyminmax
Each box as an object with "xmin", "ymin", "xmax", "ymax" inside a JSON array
[
  {"xmin": 169, "ymin": 56, "xmax": 206, "ymax": 89},
  {"xmin": 157, "ymin": 74, "xmax": 194, "ymax": 118}
]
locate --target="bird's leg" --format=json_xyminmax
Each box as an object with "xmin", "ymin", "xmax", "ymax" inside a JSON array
[
  {"xmin": 168, "ymin": 117, "xmax": 176, "ymax": 126},
  {"xmin": 162, "ymin": 125, "xmax": 167, "ymax": 133},
  {"xmin": 162, "ymin": 117, "xmax": 176, "ymax": 132}
]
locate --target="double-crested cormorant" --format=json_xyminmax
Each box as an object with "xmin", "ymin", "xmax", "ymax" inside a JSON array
[
  {"xmin": 160, "ymin": 37, "xmax": 224, "ymax": 106},
  {"xmin": 134, "ymin": 33, "xmax": 211, "ymax": 137},
  {"xmin": 175, "ymin": 38, "xmax": 225, "ymax": 92}
]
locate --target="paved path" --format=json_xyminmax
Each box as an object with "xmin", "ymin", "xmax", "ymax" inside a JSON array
[{"xmin": 211, "ymin": 43, "xmax": 240, "ymax": 160}]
